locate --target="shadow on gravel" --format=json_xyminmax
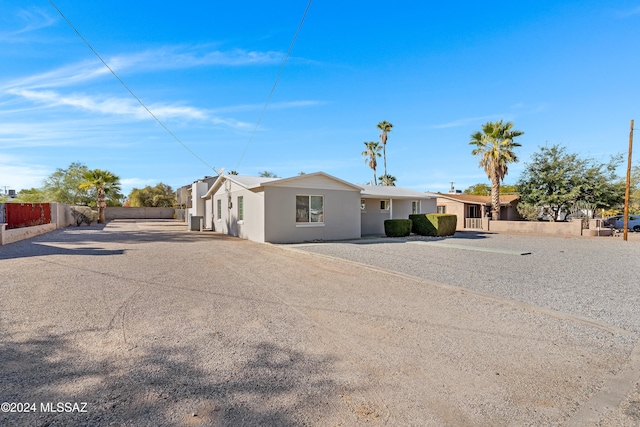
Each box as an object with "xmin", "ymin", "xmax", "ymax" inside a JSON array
[{"xmin": 0, "ymin": 332, "xmax": 341, "ymax": 426}]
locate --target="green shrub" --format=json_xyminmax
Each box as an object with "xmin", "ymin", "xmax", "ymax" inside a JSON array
[
  {"xmin": 384, "ymin": 219, "xmax": 412, "ymax": 237},
  {"xmin": 409, "ymin": 214, "xmax": 457, "ymax": 236}
]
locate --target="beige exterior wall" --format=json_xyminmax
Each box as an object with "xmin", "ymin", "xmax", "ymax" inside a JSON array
[
  {"xmin": 264, "ymin": 186, "xmax": 361, "ymax": 243},
  {"xmin": 436, "ymin": 199, "xmax": 468, "ymax": 230}
]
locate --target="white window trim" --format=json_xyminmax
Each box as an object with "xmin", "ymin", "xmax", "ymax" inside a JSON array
[
  {"xmin": 237, "ymin": 195, "xmax": 244, "ymax": 221},
  {"xmin": 412, "ymin": 200, "xmax": 420, "ymax": 215},
  {"xmin": 380, "ymin": 200, "xmax": 390, "ymax": 211}
]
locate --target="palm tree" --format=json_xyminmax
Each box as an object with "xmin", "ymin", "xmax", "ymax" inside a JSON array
[
  {"xmin": 79, "ymin": 169, "xmax": 121, "ymax": 224},
  {"xmin": 362, "ymin": 141, "xmax": 382, "ymax": 185},
  {"xmin": 469, "ymin": 120, "xmax": 524, "ymax": 220},
  {"xmin": 378, "ymin": 174, "xmax": 397, "ymax": 186},
  {"xmin": 377, "ymin": 121, "xmax": 393, "ymax": 177}
]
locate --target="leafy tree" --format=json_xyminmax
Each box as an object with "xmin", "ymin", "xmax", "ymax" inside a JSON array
[
  {"xmin": 128, "ymin": 183, "xmax": 175, "ymax": 207},
  {"xmin": 377, "ymin": 121, "xmax": 393, "ymax": 177},
  {"xmin": 470, "ymin": 120, "xmax": 524, "ymax": 220},
  {"xmin": 463, "ymin": 183, "xmax": 518, "ymax": 195},
  {"xmin": 517, "ymin": 144, "xmax": 624, "ymax": 220},
  {"xmin": 42, "ymin": 162, "xmax": 92, "ymax": 205},
  {"xmin": 628, "ymin": 165, "xmax": 640, "ymax": 214},
  {"xmin": 516, "ymin": 202, "xmax": 540, "ymax": 221},
  {"xmin": 258, "ymin": 171, "xmax": 279, "ymax": 178},
  {"xmin": 79, "ymin": 169, "xmax": 122, "ymax": 224},
  {"xmin": 362, "ymin": 141, "xmax": 382, "ymax": 185},
  {"xmin": 378, "ymin": 174, "xmax": 397, "ymax": 186},
  {"xmin": 12, "ymin": 188, "xmax": 48, "ymax": 203}
]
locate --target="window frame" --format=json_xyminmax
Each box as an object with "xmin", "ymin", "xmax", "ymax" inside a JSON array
[
  {"xmin": 296, "ymin": 194, "xmax": 325, "ymax": 226},
  {"xmin": 380, "ymin": 200, "xmax": 390, "ymax": 211},
  {"xmin": 237, "ymin": 196, "xmax": 244, "ymax": 222},
  {"xmin": 411, "ymin": 200, "xmax": 420, "ymax": 214},
  {"xmin": 216, "ymin": 198, "xmax": 222, "ymax": 220},
  {"xmin": 437, "ymin": 205, "xmax": 446, "ymax": 214}
]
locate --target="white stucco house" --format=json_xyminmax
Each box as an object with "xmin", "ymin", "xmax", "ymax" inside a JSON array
[{"xmin": 187, "ymin": 172, "xmax": 437, "ymax": 243}]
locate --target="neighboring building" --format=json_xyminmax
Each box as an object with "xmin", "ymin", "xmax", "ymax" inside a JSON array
[
  {"xmin": 435, "ymin": 193, "xmax": 520, "ymax": 230},
  {"xmin": 360, "ymin": 185, "xmax": 438, "ymax": 236},
  {"xmin": 186, "ymin": 172, "xmax": 438, "ymax": 243}
]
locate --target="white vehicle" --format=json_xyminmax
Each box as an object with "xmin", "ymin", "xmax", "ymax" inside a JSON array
[{"xmin": 608, "ymin": 215, "xmax": 640, "ymax": 232}]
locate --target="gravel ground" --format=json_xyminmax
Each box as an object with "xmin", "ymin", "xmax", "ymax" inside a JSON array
[
  {"xmin": 288, "ymin": 232, "xmax": 640, "ymax": 335},
  {"xmin": 0, "ymin": 221, "xmax": 639, "ymax": 426}
]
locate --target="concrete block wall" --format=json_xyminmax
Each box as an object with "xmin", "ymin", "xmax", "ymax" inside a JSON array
[
  {"xmin": 486, "ymin": 219, "xmax": 583, "ymax": 237},
  {"xmin": 1, "ymin": 223, "xmax": 56, "ymax": 245},
  {"xmin": 105, "ymin": 207, "xmax": 175, "ymax": 220}
]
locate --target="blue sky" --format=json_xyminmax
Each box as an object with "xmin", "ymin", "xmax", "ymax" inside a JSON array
[{"xmin": 1, "ymin": 1, "xmax": 639, "ymax": 197}]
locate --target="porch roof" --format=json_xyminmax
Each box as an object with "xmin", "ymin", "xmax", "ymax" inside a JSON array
[
  {"xmin": 361, "ymin": 185, "xmax": 438, "ymax": 200},
  {"xmin": 436, "ymin": 193, "xmax": 519, "ymax": 206}
]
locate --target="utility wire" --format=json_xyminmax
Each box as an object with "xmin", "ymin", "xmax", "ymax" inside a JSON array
[
  {"xmin": 234, "ymin": 0, "xmax": 313, "ymax": 171},
  {"xmin": 48, "ymin": 0, "xmax": 217, "ymax": 173}
]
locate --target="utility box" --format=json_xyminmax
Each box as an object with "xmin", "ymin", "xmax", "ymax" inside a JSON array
[{"xmin": 188, "ymin": 215, "xmax": 203, "ymax": 231}]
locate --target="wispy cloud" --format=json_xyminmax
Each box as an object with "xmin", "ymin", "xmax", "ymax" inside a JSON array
[
  {"xmin": 0, "ymin": 8, "xmax": 56, "ymax": 42},
  {"xmin": 431, "ymin": 114, "xmax": 508, "ymax": 129},
  {"xmin": 0, "ymin": 44, "xmax": 296, "ymax": 132},
  {"xmin": 210, "ymin": 100, "xmax": 324, "ymax": 114},
  {"xmin": 2, "ymin": 46, "xmax": 284, "ymax": 92},
  {"xmin": 108, "ymin": 46, "xmax": 284, "ymax": 72}
]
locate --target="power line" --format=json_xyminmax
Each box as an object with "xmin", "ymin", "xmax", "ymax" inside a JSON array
[
  {"xmin": 48, "ymin": 0, "xmax": 217, "ymax": 173},
  {"xmin": 234, "ymin": 0, "xmax": 313, "ymax": 171}
]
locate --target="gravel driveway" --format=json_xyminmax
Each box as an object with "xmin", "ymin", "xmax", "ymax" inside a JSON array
[{"xmin": 1, "ymin": 221, "xmax": 639, "ymax": 426}]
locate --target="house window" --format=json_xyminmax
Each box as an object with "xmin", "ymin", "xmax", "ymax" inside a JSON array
[
  {"xmin": 237, "ymin": 196, "xmax": 244, "ymax": 221},
  {"xmin": 296, "ymin": 195, "xmax": 324, "ymax": 223},
  {"xmin": 380, "ymin": 200, "xmax": 390, "ymax": 210},
  {"xmin": 412, "ymin": 201, "xmax": 420, "ymax": 214},
  {"xmin": 437, "ymin": 205, "xmax": 446, "ymax": 214},
  {"xmin": 216, "ymin": 199, "xmax": 222, "ymax": 220},
  {"xmin": 469, "ymin": 205, "xmax": 480, "ymax": 218},
  {"xmin": 361, "ymin": 199, "xmax": 366, "ymax": 211}
]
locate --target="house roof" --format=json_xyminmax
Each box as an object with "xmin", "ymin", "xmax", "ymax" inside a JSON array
[
  {"xmin": 436, "ymin": 193, "xmax": 519, "ymax": 206},
  {"xmin": 361, "ymin": 185, "xmax": 438, "ymax": 200},
  {"xmin": 201, "ymin": 172, "xmax": 362, "ymax": 199},
  {"xmin": 260, "ymin": 172, "xmax": 363, "ymax": 191}
]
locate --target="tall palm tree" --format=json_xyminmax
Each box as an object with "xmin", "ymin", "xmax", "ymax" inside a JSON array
[
  {"xmin": 469, "ymin": 120, "xmax": 524, "ymax": 220},
  {"xmin": 79, "ymin": 169, "xmax": 121, "ymax": 224},
  {"xmin": 362, "ymin": 141, "xmax": 382, "ymax": 185},
  {"xmin": 377, "ymin": 121, "xmax": 393, "ymax": 177},
  {"xmin": 378, "ymin": 174, "xmax": 397, "ymax": 186}
]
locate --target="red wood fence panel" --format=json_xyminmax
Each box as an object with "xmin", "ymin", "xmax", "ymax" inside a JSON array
[{"xmin": 5, "ymin": 203, "xmax": 51, "ymax": 229}]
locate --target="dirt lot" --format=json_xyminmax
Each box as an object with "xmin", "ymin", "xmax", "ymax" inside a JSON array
[{"xmin": 1, "ymin": 220, "xmax": 639, "ymax": 426}]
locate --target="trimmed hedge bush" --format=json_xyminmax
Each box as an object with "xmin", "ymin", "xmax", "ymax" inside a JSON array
[
  {"xmin": 384, "ymin": 219, "xmax": 412, "ymax": 237},
  {"xmin": 409, "ymin": 214, "xmax": 457, "ymax": 236}
]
